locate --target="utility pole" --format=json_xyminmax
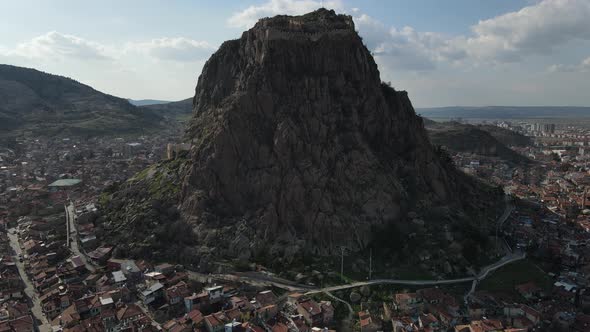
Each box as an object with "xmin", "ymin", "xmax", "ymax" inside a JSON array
[
  {"xmin": 369, "ymin": 248, "xmax": 373, "ymax": 280},
  {"xmin": 340, "ymin": 247, "xmax": 345, "ymax": 281},
  {"xmin": 495, "ymin": 210, "xmax": 500, "ymax": 255},
  {"xmin": 65, "ymin": 203, "xmax": 69, "ymax": 247}
]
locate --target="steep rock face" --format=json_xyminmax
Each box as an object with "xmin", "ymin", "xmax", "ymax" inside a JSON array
[{"xmin": 181, "ymin": 9, "xmax": 494, "ymax": 260}]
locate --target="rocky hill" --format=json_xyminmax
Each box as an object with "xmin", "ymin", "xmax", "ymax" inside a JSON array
[
  {"xmin": 100, "ymin": 9, "xmax": 503, "ymax": 271},
  {"xmin": 0, "ymin": 64, "xmax": 163, "ymax": 137},
  {"xmin": 426, "ymin": 121, "xmax": 531, "ymax": 164}
]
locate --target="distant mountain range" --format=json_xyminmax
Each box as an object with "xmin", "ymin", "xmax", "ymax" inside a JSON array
[
  {"xmin": 0, "ymin": 64, "xmax": 164, "ymax": 137},
  {"xmin": 128, "ymin": 99, "xmax": 173, "ymax": 106},
  {"xmin": 418, "ymin": 106, "xmax": 590, "ymax": 119},
  {"xmin": 142, "ymin": 98, "xmax": 192, "ymax": 120}
]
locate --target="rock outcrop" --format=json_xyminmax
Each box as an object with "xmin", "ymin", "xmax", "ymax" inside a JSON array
[{"xmin": 178, "ymin": 9, "xmax": 500, "ymax": 261}]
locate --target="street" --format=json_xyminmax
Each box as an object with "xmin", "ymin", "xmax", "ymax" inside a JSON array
[
  {"xmin": 7, "ymin": 228, "xmax": 51, "ymax": 332},
  {"xmin": 65, "ymin": 202, "xmax": 96, "ymax": 273}
]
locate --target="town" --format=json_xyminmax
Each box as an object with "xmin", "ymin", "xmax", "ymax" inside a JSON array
[
  {"xmin": 2, "ymin": 117, "xmax": 590, "ymax": 332},
  {"xmin": 4, "ymin": 0, "xmax": 590, "ymax": 330},
  {"xmin": 0, "ymin": 132, "xmax": 339, "ymax": 332}
]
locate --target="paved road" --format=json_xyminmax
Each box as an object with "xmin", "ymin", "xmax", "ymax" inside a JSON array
[
  {"xmin": 187, "ymin": 270, "xmax": 313, "ymax": 293},
  {"xmin": 304, "ymin": 251, "xmax": 525, "ymax": 296},
  {"xmin": 189, "ymin": 194, "xmax": 524, "ymax": 303},
  {"xmin": 65, "ymin": 202, "xmax": 96, "ymax": 273},
  {"xmin": 497, "ymin": 196, "xmax": 514, "ymax": 233},
  {"xmin": 136, "ymin": 301, "xmax": 162, "ymax": 329},
  {"xmin": 195, "ymin": 194, "xmax": 525, "ymax": 298},
  {"xmin": 305, "ymin": 277, "xmax": 476, "ymax": 295},
  {"xmin": 304, "ymin": 195, "xmax": 523, "ymax": 295},
  {"xmin": 495, "ymin": 194, "xmax": 515, "ymax": 253},
  {"xmin": 462, "ymin": 193, "xmax": 522, "ymax": 302},
  {"xmin": 7, "ymin": 229, "xmax": 51, "ymax": 332},
  {"xmin": 477, "ymin": 251, "xmax": 525, "ymax": 281},
  {"xmin": 187, "ymin": 252, "xmax": 523, "ymax": 296},
  {"xmin": 464, "ymin": 251, "xmax": 526, "ymax": 302},
  {"xmin": 323, "ymin": 291, "xmax": 353, "ymax": 331}
]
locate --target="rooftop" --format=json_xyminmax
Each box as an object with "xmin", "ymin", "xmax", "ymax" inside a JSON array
[{"xmin": 48, "ymin": 179, "xmax": 82, "ymax": 187}]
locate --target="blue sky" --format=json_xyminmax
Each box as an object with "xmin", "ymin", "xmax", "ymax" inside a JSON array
[{"xmin": 1, "ymin": 0, "xmax": 589, "ymax": 107}]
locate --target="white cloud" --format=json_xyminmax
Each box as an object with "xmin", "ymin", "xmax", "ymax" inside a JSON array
[
  {"xmin": 1, "ymin": 32, "xmax": 215, "ymax": 64},
  {"xmin": 354, "ymin": 14, "xmax": 463, "ymax": 72},
  {"xmin": 548, "ymin": 56, "xmax": 590, "ymax": 72},
  {"xmin": 0, "ymin": 32, "xmax": 215, "ymax": 100},
  {"xmin": 125, "ymin": 37, "xmax": 215, "ymax": 62},
  {"xmin": 461, "ymin": 0, "xmax": 590, "ymax": 63},
  {"xmin": 372, "ymin": 27, "xmax": 437, "ymax": 71},
  {"xmin": 227, "ymin": 0, "xmax": 343, "ymax": 29},
  {"xmin": 351, "ymin": 0, "xmax": 590, "ymax": 72},
  {"xmin": 7, "ymin": 31, "xmax": 111, "ymax": 61}
]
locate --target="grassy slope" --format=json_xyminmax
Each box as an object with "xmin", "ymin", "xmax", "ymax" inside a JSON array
[
  {"xmin": 426, "ymin": 121, "xmax": 531, "ymax": 164},
  {"xmin": 143, "ymin": 98, "xmax": 192, "ymax": 121},
  {"xmin": 97, "ymin": 153, "xmax": 198, "ymax": 264},
  {"xmin": 479, "ymin": 259, "xmax": 553, "ymax": 297},
  {"xmin": 477, "ymin": 125, "xmax": 532, "ymax": 147}
]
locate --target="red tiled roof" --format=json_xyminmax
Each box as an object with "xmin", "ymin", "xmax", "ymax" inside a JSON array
[
  {"xmin": 187, "ymin": 309, "xmax": 204, "ymax": 324},
  {"xmin": 116, "ymin": 304, "xmax": 143, "ymax": 321}
]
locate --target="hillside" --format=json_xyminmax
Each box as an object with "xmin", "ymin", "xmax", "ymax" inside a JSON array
[
  {"xmin": 142, "ymin": 98, "xmax": 193, "ymax": 122},
  {"xmin": 129, "ymin": 99, "xmax": 172, "ymax": 106},
  {"xmin": 0, "ymin": 64, "xmax": 163, "ymax": 137},
  {"xmin": 477, "ymin": 125, "xmax": 532, "ymax": 147},
  {"xmin": 98, "ymin": 152, "xmax": 195, "ymax": 263},
  {"xmin": 426, "ymin": 121, "xmax": 531, "ymax": 164}
]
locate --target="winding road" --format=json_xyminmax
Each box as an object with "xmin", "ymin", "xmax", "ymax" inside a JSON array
[
  {"xmin": 464, "ymin": 251, "xmax": 526, "ymax": 302},
  {"xmin": 197, "ymin": 194, "xmax": 525, "ymax": 300},
  {"xmin": 88, "ymin": 193, "xmax": 522, "ymax": 306},
  {"xmin": 305, "ymin": 250, "xmax": 525, "ymax": 295},
  {"xmin": 187, "ymin": 248, "xmax": 525, "ymax": 298}
]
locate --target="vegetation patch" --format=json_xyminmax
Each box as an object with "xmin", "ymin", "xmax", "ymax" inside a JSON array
[{"xmin": 479, "ymin": 259, "xmax": 553, "ymax": 297}]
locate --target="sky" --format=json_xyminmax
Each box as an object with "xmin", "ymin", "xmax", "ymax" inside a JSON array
[{"xmin": 1, "ymin": 0, "xmax": 589, "ymax": 107}]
